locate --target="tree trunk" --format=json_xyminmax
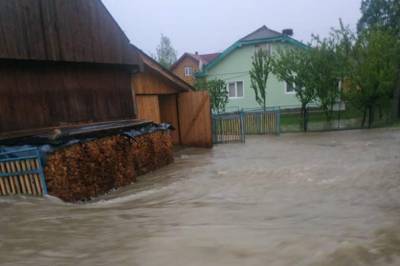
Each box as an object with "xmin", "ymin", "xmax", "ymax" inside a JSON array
[
  {"xmin": 263, "ymin": 94, "xmax": 266, "ymax": 113},
  {"xmin": 301, "ymin": 104, "xmax": 308, "ymax": 132},
  {"xmin": 392, "ymin": 72, "xmax": 400, "ymax": 120},
  {"xmin": 368, "ymin": 106, "xmax": 374, "ymax": 128},
  {"xmin": 361, "ymin": 108, "xmax": 367, "ymax": 128}
]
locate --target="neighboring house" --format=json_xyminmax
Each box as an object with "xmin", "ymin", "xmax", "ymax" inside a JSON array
[
  {"xmin": 197, "ymin": 25, "xmax": 307, "ymax": 112},
  {"xmin": 171, "ymin": 52, "xmax": 220, "ymax": 86}
]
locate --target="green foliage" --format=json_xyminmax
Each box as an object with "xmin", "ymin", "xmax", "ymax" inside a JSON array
[
  {"xmin": 194, "ymin": 78, "xmax": 208, "ymax": 91},
  {"xmin": 345, "ymin": 29, "xmax": 399, "ymax": 127},
  {"xmin": 249, "ymin": 49, "xmax": 273, "ymax": 111},
  {"xmin": 358, "ymin": 0, "xmax": 400, "ymax": 36},
  {"xmin": 310, "ymin": 21, "xmax": 355, "ymax": 120},
  {"xmin": 195, "ymin": 79, "xmax": 228, "ymax": 114},
  {"xmin": 272, "ymin": 47, "xmax": 316, "ymax": 131},
  {"xmin": 155, "ymin": 34, "xmax": 177, "ymax": 69}
]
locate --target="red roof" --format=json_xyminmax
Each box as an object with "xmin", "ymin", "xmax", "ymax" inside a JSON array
[
  {"xmin": 171, "ymin": 52, "xmax": 221, "ymax": 70},
  {"xmin": 196, "ymin": 53, "xmax": 221, "ymax": 65}
]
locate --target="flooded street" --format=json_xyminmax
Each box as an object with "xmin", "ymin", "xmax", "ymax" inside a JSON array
[{"xmin": 1, "ymin": 128, "xmax": 400, "ymax": 266}]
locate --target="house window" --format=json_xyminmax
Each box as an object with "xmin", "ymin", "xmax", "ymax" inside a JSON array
[
  {"xmin": 285, "ymin": 81, "xmax": 296, "ymax": 94},
  {"xmin": 255, "ymin": 44, "xmax": 272, "ymax": 55},
  {"xmin": 184, "ymin": 67, "xmax": 193, "ymax": 77},
  {"xmin": 227, "ymin": 81, "xmax": 244, "ymax": 98}
]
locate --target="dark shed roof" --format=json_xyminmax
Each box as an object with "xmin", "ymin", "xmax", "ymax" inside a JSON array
[
  {"xmin": 240, "ymin": 25, "xmax": 282, "ymax": 42},
  {"xmin": 0, "ymin": 0, "xmax": 140, "ymax": 66}
]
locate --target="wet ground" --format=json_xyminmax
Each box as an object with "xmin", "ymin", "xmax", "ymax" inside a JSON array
[{"xmin": 1, "ymin": 128, "xmax": 400, "ymax": 266}]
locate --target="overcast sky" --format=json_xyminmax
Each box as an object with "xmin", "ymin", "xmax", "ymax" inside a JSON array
[{"xmin": 102, "ymin": 0, "xmax": 362, "ymax": 57}]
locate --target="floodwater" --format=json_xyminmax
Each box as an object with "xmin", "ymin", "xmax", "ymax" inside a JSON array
[{"xmin": 1, "ymin": 129, "xmax": 400, "ymax": 266}]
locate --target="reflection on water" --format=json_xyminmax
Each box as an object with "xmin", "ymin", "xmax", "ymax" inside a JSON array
[{"xmin": 1, "ymin": 128, "xmax": 400, "ymax": 266}]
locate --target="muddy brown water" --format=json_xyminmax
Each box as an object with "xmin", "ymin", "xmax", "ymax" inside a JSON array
[{"xmin": 1, "ymin": 128, "xmax": 400, "ymax": 266}]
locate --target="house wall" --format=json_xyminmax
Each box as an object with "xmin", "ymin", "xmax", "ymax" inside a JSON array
[
  {"xmin": 0, "ymin": 61, "xmax": 135, "ymax": 134},
  {"xmin": 206, "ymin": 43, "xmax": 301, "ymax": 111},
  {"xmin": 135, "ymin": 95, "xmax": 161, "ymax": 123},
  {"xmin": 172, "ymin": 56, "xmax": 199, "ymax": 86}
]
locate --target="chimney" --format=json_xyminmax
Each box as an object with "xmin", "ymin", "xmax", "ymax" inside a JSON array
[{"xmin": 282, "ymin": 29, "xmax": 294, "ymax": 36}]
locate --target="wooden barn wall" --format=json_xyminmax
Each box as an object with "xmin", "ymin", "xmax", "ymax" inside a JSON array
[
  {"xmin": 0, "ymin": 0, "xmax": 139, "ymax": 65},
  {"xmin": 132, "ymin": 67, "xmax": 181, "ymax": 95},
  {"xmin": 159, "ymin": 95, "xmax": 180, "ymax": 144},
  {"xmin": 136, "ymin": 95, "xmax": 161, "ymax": 123},
  {"xmin": 178, "ymin": 91, "xmax": 212, "ymax": 148},
  {"xmin": 0, "ymin": 61, "xmax": 135, "ymax": 134}
]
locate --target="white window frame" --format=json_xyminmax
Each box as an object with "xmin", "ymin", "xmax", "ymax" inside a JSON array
[
  {"xmin": 285, "ymin": 81, "xmax": 296, "ymax": 95},
  {"xmin": 184, "ymin": 66, "xmax": 193, "ymax": 77},
  {"xmin": 227, "ymin": 81, "xmax": 245, "ymax": 99}
]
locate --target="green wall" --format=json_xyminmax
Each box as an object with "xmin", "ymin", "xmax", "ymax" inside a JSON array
[{"xmin": 206, "ymin": 43, "xmax": 302, "ymax": 112}]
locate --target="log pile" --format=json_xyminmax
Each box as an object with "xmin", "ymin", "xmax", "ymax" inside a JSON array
[{"xmin": 44, "ymin": 131, "xmax": 173, "ymax": 202}]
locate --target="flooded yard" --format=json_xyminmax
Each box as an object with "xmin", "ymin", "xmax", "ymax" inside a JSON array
[{"xmin": 1, "ymin": 128, "xmax": 400, "ymax": 266}]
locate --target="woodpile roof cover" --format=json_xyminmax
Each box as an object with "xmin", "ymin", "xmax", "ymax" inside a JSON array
[{"xmin": 0, "ymin": 0, "xmax": 140, "ymax": 66}]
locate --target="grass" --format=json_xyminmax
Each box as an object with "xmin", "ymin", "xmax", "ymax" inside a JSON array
[
  {"xmin": 391, "ymin": 120, "xmax": 400, "ymax": 128},
  {"xmin": 280, "ymin": 107, "xmax": 363, "ymax": 127}
]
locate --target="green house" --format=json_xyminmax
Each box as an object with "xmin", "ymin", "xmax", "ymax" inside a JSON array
[{"xmin": 197, "ymin": 26, "xmax": 308, "ymax": 112}]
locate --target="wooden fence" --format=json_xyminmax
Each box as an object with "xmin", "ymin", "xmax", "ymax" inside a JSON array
[
  {"xmin": 178, "ymin": 91, "xmax": 213, "ymax": 148},
  {"xmin": 0, "ymin": 148, "xmax": 47, "ymax": 197}
]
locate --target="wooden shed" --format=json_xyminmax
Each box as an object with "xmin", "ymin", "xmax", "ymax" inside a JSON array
[
  {"xmin": 132, "ymin": 47, "xmax": 213, "ymax": 147},
  {"xmin": 0, "ymin": 0, "xmax": 142, "ymax": 140}
]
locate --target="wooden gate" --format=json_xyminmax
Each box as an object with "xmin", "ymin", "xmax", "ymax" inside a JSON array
[
  {"xmin": 0, "ymin": 148, "xmax": 47, "ymax": 196},
  {"xmin": 178, "ymin": 91, "xmax": 212, "ymax": 147}
]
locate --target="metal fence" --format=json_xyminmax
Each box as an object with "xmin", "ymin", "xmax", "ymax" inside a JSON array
[
  {"xmin": 0, "ymin": 148, "xmax": 47, "ymax": 197},
  {"xmin": 212, "ymin": 108, "xmax": 281, "ymax": 144},
  {"xmin": 279, "ymin": 105, "xmax": 394, "ymax": 133},
  {"xmin": 212, "ymin": 112, "xmax": 245, "ymax": 144},
  {"xmin": 243, "ymin": 108, "xmax": 280, "ymax": 135},
  {"xmin": 212, "ymin": 104, "xmax": 396, "ymax": 143}
]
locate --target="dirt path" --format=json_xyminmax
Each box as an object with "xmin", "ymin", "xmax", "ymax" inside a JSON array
[{"xmin": 1, "ymin": 128, "xmax": 400, "ymax": 266}]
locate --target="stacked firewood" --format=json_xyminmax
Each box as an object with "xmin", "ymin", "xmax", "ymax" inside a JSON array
[{"xmin": 44, "ymin": 131, "xmax": 173, "ymax": 202}]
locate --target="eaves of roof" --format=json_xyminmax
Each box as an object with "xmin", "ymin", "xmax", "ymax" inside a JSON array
[{"xmin": 196, "ymin": 36, "xmax": 308, "ymax": 78}]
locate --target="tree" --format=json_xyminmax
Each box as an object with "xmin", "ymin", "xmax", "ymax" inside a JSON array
[
  {"xmin": 155, "ymin": 34, "xmax": 177, "ymax": 69},
  {"xmin": 308, "ymin": 38, "xmax": 341, "ymax": 120},
  {"xmin": 195, "ymin": 79, "xmax": 228, "ymax": 114},
  {"xmin": 358, "ymin": 0, "xmax": 400, "ymax": 118},
  {"xmin": 249, "ymin": 49, "xmax": 273, "ymax": 111},
  {"xmin": 272, "ymin": 47, "xmax": 316, "ymax": 131},
  {"xmin": 310, "ymin": 21, "xmax": 355, "ymax": 121},
  {"xmin": 358, "ymin": 0, "xmax": 400, "ymax": 36},
  {"xmin": 345, "ymin": 29, "xmax": 399, "ymax": 128}
]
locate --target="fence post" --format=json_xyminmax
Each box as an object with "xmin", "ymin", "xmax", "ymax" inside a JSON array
[
  {"xmin": 212, "ymin": 115, "xmax": 217, "ymax": 144},
  {"xmin": 240, "ymin": 110, "xmax": 245, "ymax": 143},
  {"xmin": 276, "ymin": 107, "xmax": 281, "ymax": 135},
  {"xmin": 36, "ymin": 149, "xmax": 48, "ymax": 195}
]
